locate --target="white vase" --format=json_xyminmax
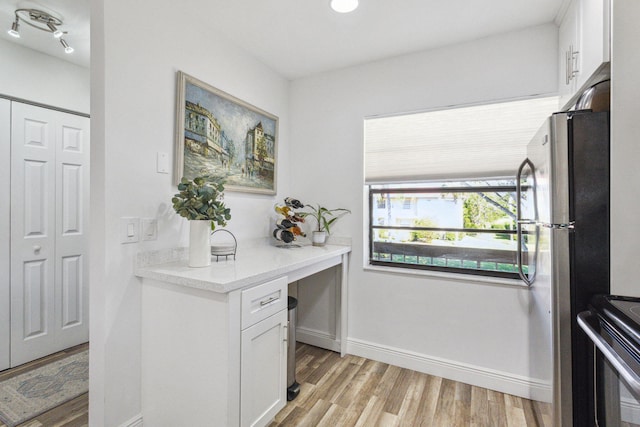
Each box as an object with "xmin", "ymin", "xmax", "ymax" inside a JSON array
[
  {"xmin": 189, "ymin": 220, "xmax": 211, "ymax": 267},
  {"xmin": 312, "ymin": 231, "xmax": 327, "ymax": 246}
]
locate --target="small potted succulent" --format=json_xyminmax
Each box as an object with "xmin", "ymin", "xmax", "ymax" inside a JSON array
[
  {"xmin": 172, "ymin": 175, "xmax": 231, "ymax": 267},
  {"xmin": 299, "ymin": 204, "xmax": 350, "ymax": 246}
]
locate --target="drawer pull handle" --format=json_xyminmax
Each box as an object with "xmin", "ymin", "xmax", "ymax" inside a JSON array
[{"xmin": 260, "ymin": 296, "xmax": 278, "ymax": 306}]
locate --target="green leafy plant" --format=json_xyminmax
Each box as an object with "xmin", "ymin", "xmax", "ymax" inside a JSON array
[
  {"xmin": 172, "ymin": 176, "xmax": 231, "ymax": 230},
  {"xmin": 299, "ymin": 204, "xmax": 351, "ymax": 234}
]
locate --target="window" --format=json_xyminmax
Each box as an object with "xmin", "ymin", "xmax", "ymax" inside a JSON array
[
  {"xmin": 369, "ymin": 180, "xmax": 526, "ymax": 278},
  {"xmin": 364, "ymin": 96, "xmax": 558, "ymax": 278}
]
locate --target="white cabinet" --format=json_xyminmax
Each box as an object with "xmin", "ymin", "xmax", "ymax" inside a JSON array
[
  {"xmin": 558, "ymin": 0, "xmax": 580, "ymax": 106},
  {"xmin": 240, "ymin": 277, "xmax": 288, "ymax": 427},
  {"xmin": 558, "ymin": 0, "xmax": 611, "ymax": 110},
  {"xmin": 141, "ymin": 275, "xmax": 288, "ymax": 427},
  {"xmin": 138, "ymin": 243, "xmax": 351, "ymax": 426},
  {"xmin": 241, "ymin": 310, "xmax": 287, "ymax": 427}
]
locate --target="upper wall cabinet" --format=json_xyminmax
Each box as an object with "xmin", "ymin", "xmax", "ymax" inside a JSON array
[{"xmin": 558, "ymin": 0, "xmax": 611, "ymax": 110}]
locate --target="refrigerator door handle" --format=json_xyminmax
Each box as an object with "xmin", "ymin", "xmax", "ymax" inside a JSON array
[
  {"xmin": 540, "ymin": 221, "xmax": 575, "ymax": 230},
  {"xmin": 516, "ymin": 158, "xmax": 538, "ymax": 286}
]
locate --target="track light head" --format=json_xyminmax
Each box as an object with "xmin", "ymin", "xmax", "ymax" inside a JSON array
[
  {"xmin": 60, "ymin": 38, "xmax": 74, "ymax": 53},
  {"xmin": 8, "ymin": 19, "xmax": 20, "ymax": 38},
  {"xmin": 47, "ymin": 22, "xmax": 63, "ymax": 38}
]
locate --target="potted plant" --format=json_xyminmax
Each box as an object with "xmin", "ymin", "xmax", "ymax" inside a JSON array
[
  {"xmin": 172, "ymin": 176, "xmax": 231, "ymax": 267},
  {"xmin": 299, "ymin": 204, "xmax": 350, "ymax": 246}
]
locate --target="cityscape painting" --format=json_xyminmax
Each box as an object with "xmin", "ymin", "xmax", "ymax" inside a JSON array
[{"xmin": 174, "ymin": 71, "xmax": 278, "ymax": 194}]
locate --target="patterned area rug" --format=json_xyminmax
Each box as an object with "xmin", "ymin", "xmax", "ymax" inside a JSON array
[{"xmin": 0, "ymin": 350, "xmax": 88, "ymax": 427}]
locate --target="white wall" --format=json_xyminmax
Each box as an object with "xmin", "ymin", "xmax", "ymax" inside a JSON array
[
  {"xmin": 290, "ymin": 24, "xmax": 558, "ymax": 397},
  {"xmin": 0, "ymin": 39, "xmax": 90, "ymax": 114},
  {"xmin": 91, "ymin": 1, "xmax": 291, "ymax": 425},
  {"xmin": 610, "ymin": 0, "xmax": 640, "ymax": 297}
]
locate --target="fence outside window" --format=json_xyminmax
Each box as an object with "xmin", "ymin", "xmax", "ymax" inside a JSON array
[{"xmin": 368, "ymin": 182, "xmax": 530, "ymax": 279}]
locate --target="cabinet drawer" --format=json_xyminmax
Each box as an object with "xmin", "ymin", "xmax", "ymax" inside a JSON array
[{"xmin": 241, "ymin": 277, "xmax": 287, "ymax": 329}]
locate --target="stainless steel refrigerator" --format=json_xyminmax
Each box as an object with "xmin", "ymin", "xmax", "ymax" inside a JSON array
[{"xmin": 516, "ymin": 110, "xmax": 609, "ymax": 426}]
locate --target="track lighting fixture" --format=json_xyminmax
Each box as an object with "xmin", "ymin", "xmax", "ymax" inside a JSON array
[{"xmin": 7, "ymin": 8, "xmax": 73, "ymax": 53}]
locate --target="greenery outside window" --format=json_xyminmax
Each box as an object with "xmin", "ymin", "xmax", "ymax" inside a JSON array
[{"xmin": 369, "ymin": 180, "xmax": 528, "ymax": 279}]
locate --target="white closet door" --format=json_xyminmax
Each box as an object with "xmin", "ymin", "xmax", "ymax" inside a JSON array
[
  {"xmin": 10, "ymin": 102, "xmax": 89, "ymax": 366},
  {"xmin": 0, "ymin": 99, "xmax": 10, "ymax": 371},
  {"xmin": 54, "ymin": 111, "xmax": 90, "ymax": 350}
]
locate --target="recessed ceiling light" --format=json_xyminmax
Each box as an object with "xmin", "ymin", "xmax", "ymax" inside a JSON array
[{"xmin": 330, "ymin": 0, "xmax": 359, "ymax": 13}]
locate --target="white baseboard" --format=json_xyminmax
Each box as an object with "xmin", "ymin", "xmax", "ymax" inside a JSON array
[
  {"xmin": 119, "ymin": 414, "xmax": 143, "ymax": 427},
  {"xmin": 346, "ymin": 338, "xmax": 552, "ymax": 402},
  {"xmin": 296, "ymin": 327, "xmax": 341, "ymax": 353}
]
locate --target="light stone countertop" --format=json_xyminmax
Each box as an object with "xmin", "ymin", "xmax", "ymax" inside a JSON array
[{"xmin": 135, "ymin": 238, "xmax": 351, "ymax": 293}]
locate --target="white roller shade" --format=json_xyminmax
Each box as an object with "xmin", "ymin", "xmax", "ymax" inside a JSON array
[{"xmin": 364, "ymin": 96, "xmax": 559, "ymax": 183}]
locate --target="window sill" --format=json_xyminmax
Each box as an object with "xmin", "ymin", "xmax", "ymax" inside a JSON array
[{"xmin": 363, "ymin": 264, "xmax": 529, "ymax": 288}]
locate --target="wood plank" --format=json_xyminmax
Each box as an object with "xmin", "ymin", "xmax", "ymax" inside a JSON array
[
  {"xmin": 396, "ymin": 370, "xmax": 428, "ymax": 424},
  {"xmin": 382, "ymin": 368, "xmax": 414, "ymax": 415},
  {"xmin": 414, "ymin": 374, "xmax": 442, "ymax": 427},
  {"xmin": 354, "ymin": 395, "xmax": 385, "ymax": 427},
  {"xmin": 316, "ymin": 403, "xmax": 347, "ymax": 427},
  {"xmin": 334, "ymin": 359, "xmax": 388, "ymax": 411},
  {"xmin": 431, "ymin": 378, "xmax": 457, "ymax": 426},
  {"xmin": 470, "ymin": 385, "xmax": 490, "ymax": 427},
  {"xmin": 453, "ymin": 381, "xmax": 472, "ymax": 425}
]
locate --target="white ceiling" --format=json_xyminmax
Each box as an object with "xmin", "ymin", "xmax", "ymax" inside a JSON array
[{"xmin": 0, "ymin": 0, "xmax": 566, "ymax": 79}]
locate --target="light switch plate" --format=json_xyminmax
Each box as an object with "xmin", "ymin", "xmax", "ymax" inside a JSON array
[
  {"xmin": 141, "ymin": 218, "xmax": 158, "ymax": 241},
  {"xmin": 120, "ymin": 217, "xmax": 140, "ymax": 243},
  {"xmin": 157, "ymin": 152, "xmax": 169, "ymax": 174}
]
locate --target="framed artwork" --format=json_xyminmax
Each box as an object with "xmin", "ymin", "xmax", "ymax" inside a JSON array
[{"xmin": 174, "ymin": 71, "xmax": 278, "ymax": 195}]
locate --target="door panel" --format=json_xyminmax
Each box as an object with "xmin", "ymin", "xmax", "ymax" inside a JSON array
[
  {"xmin": 0, "ymin": 99, "xmax": 10, "ymax": 371},
  {"xmin": 524, "ymin": 119, "xmax": 556, "ymax": 419},
  {"xmin": 24, "ymin": 160, "xmax": 50, "ymax": 236},
  {"xmin": 23, "ymin": 260, "xmax": 48, "ymax": 338},
  {"xmin": 61, "ymin": 164, "xmax": 82, "ymax": 234},
  {"xmin": 241, "ymin": 310, "xmax": 287, "ymax": 427},
  {"xmin": 55, "ymin": 112, "xmax": 89, "ymax": 350},
  {"xmin": 10, "ymin": 102, "xmax": 89, "ymax": 367},
  {"xmin": 61, "ymin": 255, "xmax": 82, "ymax": 328},
  {"xmin": 11, "ymin": 102, "xmax": 57, "ymax": 366}
]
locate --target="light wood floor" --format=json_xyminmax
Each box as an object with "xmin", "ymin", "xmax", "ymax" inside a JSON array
[
  {"xmin": 271, "ymin": 343, "xmax": 551, "ymax": 427},
  {"xmin": 1, "ymin": 342, "xmax": 551, "ymax": 427},
  {"xmin": 0, "ymin": 343, "xmax": 88, "ymax": 427}
]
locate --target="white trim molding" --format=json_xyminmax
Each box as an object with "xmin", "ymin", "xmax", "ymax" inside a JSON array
[
  {"xmin": 119, "ymin": 414, "xmax": 143, "ymax": 427},
  {"xmin": 296, "ymin": 327, "xmax": 341, "ymax": 353},
  {"xmin": 346, "ymin": 338, "xmax": 552, "ymax": 402}
]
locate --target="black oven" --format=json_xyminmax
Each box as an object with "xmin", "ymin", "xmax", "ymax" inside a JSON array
[{"xmin": 578, "ymin": 295, "xmax": 640, "ymax": 427}]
